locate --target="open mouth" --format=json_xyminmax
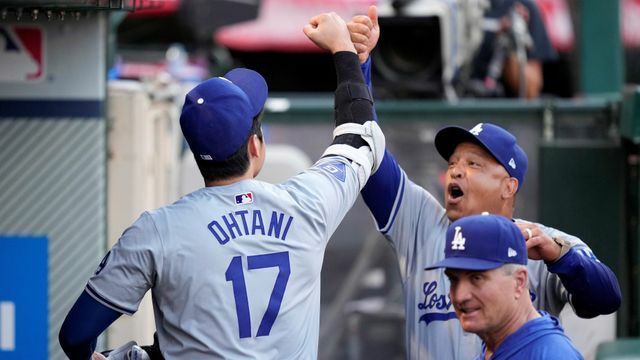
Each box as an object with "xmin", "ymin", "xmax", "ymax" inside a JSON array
[
  {"xmin": 457, "ymin": 305, "xmax": 480, "ymax": 316},
  {"xmin": 448, "ymin": 184, "xmax": 464, "ymax": 199}
]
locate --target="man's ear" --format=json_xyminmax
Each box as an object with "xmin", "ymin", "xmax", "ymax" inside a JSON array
[
  {"xmin": 502, "ymin": 177, "xmax": 518, "ymax": 199},
  {"xmin": 248, "ymin": 134, "xmax": 262, "ymax": 158},
  {"xmin": 513, "ymin": 267, "xmax": 528, "ymax": 299}
]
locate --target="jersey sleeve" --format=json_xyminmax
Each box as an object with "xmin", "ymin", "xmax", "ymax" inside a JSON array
[
  {"xmin": 522, "ymin": 220, "xmax": 621, "ymax": 318},
  {"xmin": 280, "ymin": 156, "xmax": 362, "ymax": 240},
  {"xmin": 359, "ymin": 54, "xmax": 405, "ymax": 229},
  {"xmin": 362, "ymin": 150, "xmax": 404, "ymax": 229},
  {"xmin": 85, "ymin": 211, "xmax": 162, "ymax": 315}
]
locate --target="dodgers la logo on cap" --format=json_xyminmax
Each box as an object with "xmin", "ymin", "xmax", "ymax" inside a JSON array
[
  {"xmin": 425, "ymin": 214, "xmax": 527, "ymax": 271},
  {"xmin": 450, "ymin": 226, "xmax": 466, "ymax": 250},
  {"xmin": 469, "ymin": 123, "xmax": 483, "ymax": 135},
  {"xmin": 434, "ymin": 122, "xmax": 528, "ymax": 191}
]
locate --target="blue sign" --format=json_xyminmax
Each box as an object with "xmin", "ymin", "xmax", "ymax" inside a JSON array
[{"xmin": 0, "ymin": 236, "xmax": 48, "ymax": 359}]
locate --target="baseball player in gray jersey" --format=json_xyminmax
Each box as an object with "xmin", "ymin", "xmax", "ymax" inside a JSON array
[
  {"xmin": 59, "ymin": 12, "xmax": 385, "ymax": 360},
  {"xmin": 345, "ymin": 5, "xmax": 621, "ymax": 359}
]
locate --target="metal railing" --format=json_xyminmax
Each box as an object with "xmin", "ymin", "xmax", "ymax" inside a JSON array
[{"xmin": 0, "ymin": 0, "xmax": 166, "ymax": 20}]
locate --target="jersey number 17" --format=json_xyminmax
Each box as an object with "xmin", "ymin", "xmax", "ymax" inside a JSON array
[{"xmin": 225, "ymin": 251, "xmax": 291, "ymax": 338}]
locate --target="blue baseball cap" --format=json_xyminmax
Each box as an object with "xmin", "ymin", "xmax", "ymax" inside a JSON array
[
  {"xmin": 425, "ymin": 214, "xmax": 527, "ymax": 271},
  {"xmin": 180, "ymin": 68, "xmax": 268, "ymax": 162},
  {"xmin": 434, "ymin": 123, "xmax": 528, "ymax": 191}
]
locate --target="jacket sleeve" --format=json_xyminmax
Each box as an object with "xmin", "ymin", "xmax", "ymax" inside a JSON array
[{"xmin": 547, "ymin": 246, "xmax": 621, "ymax": 318}]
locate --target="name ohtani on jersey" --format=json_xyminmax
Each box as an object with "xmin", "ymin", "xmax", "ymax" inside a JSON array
[{"xmin": 208, "ymin": 209, "xmax": 294, "ymax": 245}]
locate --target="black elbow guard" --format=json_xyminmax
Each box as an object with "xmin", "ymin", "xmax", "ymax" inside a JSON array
[{"xmin": 334, "ymin": 82, "xmax": 374, "ymax": 127}]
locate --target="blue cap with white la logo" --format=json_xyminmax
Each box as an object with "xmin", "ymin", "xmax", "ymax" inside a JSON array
[
  {"xmin": 425, "ymin": 214, "xmax": 527, "ymax": 271},
  {"xmin": 434, "ymin": 123, "xmax": 528, "ymax": 191}
]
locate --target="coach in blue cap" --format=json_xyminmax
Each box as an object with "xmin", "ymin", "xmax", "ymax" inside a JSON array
[{"xmin": 426, "ymin": 214, "xmax": 583, "ymax": 359}]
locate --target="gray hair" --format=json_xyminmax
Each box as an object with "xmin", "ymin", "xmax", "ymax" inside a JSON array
[{"xmin": 501, "ymin": 263, "xmax": 527, "ymax": 276}]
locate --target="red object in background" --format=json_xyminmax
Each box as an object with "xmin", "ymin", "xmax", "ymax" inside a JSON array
[
  {"xmin": 215, "ymin": 0, "xmax": 376, "ymax": 53},
  {"xmin": 13, "ymin": 26, "xmax": 45, "ymax": 80},
  {"xmin": 535, "ymin": 0, "xmax": 574, "ymax": 52},
  {"xmin": 127, "ymin": 0, "xmax": 180, "ymax": 18},
  {"xmin": 622, "ymin": 0, "xmax": 640, "ymax": 48}
]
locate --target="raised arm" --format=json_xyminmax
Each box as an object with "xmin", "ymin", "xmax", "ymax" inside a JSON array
[
  {"xmin": 305, "ymin": 12, "xmax": 385, "ymax": 187},
  {"xmin": 346, "ymin": 6, "xmax": 405, "ymax": 229}
]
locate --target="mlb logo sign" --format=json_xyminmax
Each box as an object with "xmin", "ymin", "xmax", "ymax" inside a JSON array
[
  {"xmin": 0, "ymin": 25, "xmax": 46, "ymax": 82},
  {"xmin": 235, "ymin": 192, "xmax": 253, "ymax": 205}
]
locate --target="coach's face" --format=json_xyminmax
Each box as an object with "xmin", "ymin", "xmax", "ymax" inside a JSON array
[
  {"xmin": 445, "ymin": 267, "xmax": 519, "ymax": 337},
  {"xmin": 444, "ymin": 142, "xmax": 516, "ymax": 221}
]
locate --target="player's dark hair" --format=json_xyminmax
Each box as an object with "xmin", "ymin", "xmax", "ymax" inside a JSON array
[{"xmin": 196, "ymin": 110, "xmax": 264, "ymax": 183}]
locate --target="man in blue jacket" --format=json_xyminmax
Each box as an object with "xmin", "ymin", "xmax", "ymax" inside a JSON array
[{"xmin": 426, "ymin": 214, "xmax": 583, "ymax": 359}]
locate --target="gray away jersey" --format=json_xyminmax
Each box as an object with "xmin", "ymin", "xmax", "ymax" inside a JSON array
[
  {"xmin": 380, "ymin": 169, "xmax": 594, "ymax": 360},
  {"xmin": 87, "ymin": 156, "xmax": 363, "ymax": 359}
]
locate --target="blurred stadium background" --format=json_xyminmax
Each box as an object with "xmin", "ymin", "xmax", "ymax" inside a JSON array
[{"xmin": 0, "ymin": 0, "xmax": 639, "ymax": 359}]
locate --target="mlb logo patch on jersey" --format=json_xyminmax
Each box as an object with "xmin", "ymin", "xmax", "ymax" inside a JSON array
[
  {"xmin": 235, "ymin": 192, "xmax": 253, "ymax": 205},
  {"xmin": 0, "ymin": 25, "xmax": 46, "ymax": 82},
  {"xmin": 321, "ymin": 161, "xmax": 346, "ymax": 182}
]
